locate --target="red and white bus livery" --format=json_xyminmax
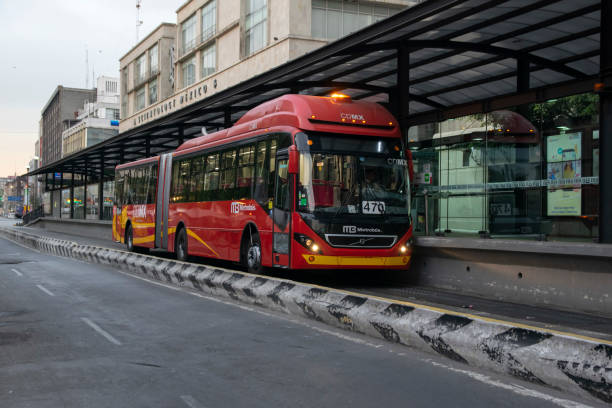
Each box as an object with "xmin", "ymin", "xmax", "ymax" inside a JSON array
[{"xmin": 113, "ymin": 94, "xmax": 413, "ymax": 272}]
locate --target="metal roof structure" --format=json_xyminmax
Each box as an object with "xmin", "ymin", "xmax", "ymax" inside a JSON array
[{"xmin": 32, "ymin": 0, "xmax": 606, "ymax": 181}]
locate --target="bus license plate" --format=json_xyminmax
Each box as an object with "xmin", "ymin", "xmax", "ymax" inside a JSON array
[{"xmin": 362, "ymin": 201, "xmax": 385, "ymax": 214}]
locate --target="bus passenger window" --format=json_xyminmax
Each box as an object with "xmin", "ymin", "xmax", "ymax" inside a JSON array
[
  {"xmin": 268, "ymin": 139, "xmax": 277, "ymax": 203},
  {"xmin": 171, "ymin": 161, "xmax": 180, "ymax": 202},
  {"xmin": 190, "ymin": 156, "xmax": 204, "ymax": 202},
  {"xmin": 237, "ymin": 145, "xmax": 255, "ymax": 199},
  {"xmin": 148, "ymin": 164, "xmax": 158, "ymax": 204},
  {"xmin": 203, "ymin": 154, "xmax": 219, "ymax": 200},
  {"xmin": 220, "ymin": 150, "xmax": 236, "ymax": 200},
  {"xmin": 275, "ymin": 158, "xmax": 290, "ymax": 211},
  {"xmin": 254, "ymin": 140, "xmax": 269, "ymax": 207}
]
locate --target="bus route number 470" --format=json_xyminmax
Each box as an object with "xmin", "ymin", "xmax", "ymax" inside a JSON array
[{"xmin": 362, "ymin": 201, "xmax": 385, "ymax": 214}]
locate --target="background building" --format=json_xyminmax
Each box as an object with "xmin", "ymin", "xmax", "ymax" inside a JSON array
[
  {"xmin": 120, "ymin": 23, "xmax": 177, "ymax": 120},
  {"xmin": 41, "ymin": 86, "xmax": 97, "ymax": 165},
  {"xmin": 61, "ymin": 76, "xmax": 120, "ymax": 158},
  {"xmin": 120, "ymin": 0, "xmax": 418, "ymax": 132}
]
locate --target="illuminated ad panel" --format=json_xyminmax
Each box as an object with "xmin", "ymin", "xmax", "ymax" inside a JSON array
[{"xmin": 546, "ymin": 132, "xmax": 581, "ymax": 216}]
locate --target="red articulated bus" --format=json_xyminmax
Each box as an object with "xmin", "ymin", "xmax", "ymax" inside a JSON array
[{"xmin": 113, "ymin": 94, "xmax": 413, "ymax": 272}]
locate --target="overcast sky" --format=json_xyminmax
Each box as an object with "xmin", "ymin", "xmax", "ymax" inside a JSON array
[{"xmin": 0, "ymin": 0, "xmax": 182, "ymax": 177}]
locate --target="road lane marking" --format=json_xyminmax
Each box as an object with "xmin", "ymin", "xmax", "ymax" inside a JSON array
[
  {"xmin": 426, "ymin": 360, "xmax": 592, "ymax": 408},
  {"xmin": 180, "ymin": 395, "xmax": 205, "ymax": 408},
  {"xmin": 36, "ymin": 284, "xmax": 54, "ymax": 296},
  {"xmin": 118, "ymin": 269, "xmax": 594, "ymax": 408},
  {"xmin": 11, "ymin": 268, "xmax": 22, "ymax": 277},
  {"xmin": 81, "ymin": 317, "xmax": 122, "ymax": 346}
]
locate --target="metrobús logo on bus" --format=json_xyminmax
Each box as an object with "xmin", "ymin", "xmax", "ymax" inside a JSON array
[
  {"xmin": 133, "ymin": 205, "xmax": 147, "ymax": 219},
  {"xmin": 340, "ymin": 113, "xmax": 365, "ymax": 121},
  {"xmin": 342, "ymin": 225, "xmax": 382, "ymax": 234},
  {"xmin": 231, "ymin": 201, "xmax": 256, "ymax": 214}
]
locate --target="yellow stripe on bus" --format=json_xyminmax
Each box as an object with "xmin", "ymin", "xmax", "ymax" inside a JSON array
[
  {"xmin": 133, "ymin": 235, "xmax": 155, "ymax": 245},
  {"xmin": 302, "ymin": 254, "xmax": 411, "ymax": 266},
  {"xmin": 133, "ymin": 222, "xmax": 156, "ymax": 228},
  {"xmin": 186, "ymin": 228, "xmax": 220, "ymax": 258}
]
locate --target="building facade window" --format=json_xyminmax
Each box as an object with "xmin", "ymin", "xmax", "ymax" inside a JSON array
[
  {"xmin": 121, "ymin": 68, "xmax": 128, "ymax": 118},
  {"xmin": 107, "ymin": 108, "xmax": 120, "ymax": 120},
  {"xmin": 201, "ymin": 44, "xmax": 216, "ymax": 78},
  {"xmin": 182, "ymin": 57, "xmax": 196, "ymax": 88},
  {"xmin": 149, "ymin": 43, "xmax": 159, "ymax": 75},
  {"xmin": 202, "ymin": 0, "xmax": 216, "ymax": 42},
  {"xmin": 181, "ymin": 14, "xmax": 197, "ymax": 56},
  {"xmin": 311, "ymin": 0, "xmax": 402, "ymax": 40},
  {"xmin": 135, "ymin": 87, "xmax": 146, "ymax": 111},
  {"xmin": 149, "ymin": 78, "xmax": 158, "ymax": 105},
  {"xmin": 245, "ymin": 0, "xmax": 267, "ymax": 56},
  {"xmin": 134, "ymin": 53, "xmax": 146, "ymax": 85}
]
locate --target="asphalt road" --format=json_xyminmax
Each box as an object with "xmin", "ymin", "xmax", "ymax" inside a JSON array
[{"xmin": 0, "ymin": 229, "xmax": 602, "ymax": 407}]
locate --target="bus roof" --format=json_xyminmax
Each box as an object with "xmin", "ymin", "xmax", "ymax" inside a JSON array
[
  {"xmin": 116, "ymin": 154, "xmax": 159, "ymax": 170},
  {"xmin": 176, "ymin": 94, "xmax": 399, "ymax": 152}
]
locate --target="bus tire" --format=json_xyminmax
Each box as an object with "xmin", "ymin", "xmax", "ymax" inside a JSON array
[
  {"xmin": 125, "ymin": 224, "xmax": 134, "ymax": 252},
  {"xmin": 175, "ymin": 227, "xmax": 188, "ymax": 262},
  {"xmin": 245, "ymin": 229, "xmax": 263, "ymax": 274}
]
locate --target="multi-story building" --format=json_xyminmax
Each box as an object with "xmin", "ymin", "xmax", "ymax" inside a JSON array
[
  {"xmin": 41, "ymin": 86, "xmax": 97, "ymax": 165},
  {"xmin": 61, "ymin": 77, "xmax": 120, "ymax": 158},
  {"xmin": 120, "ymin": 0, "xmax": 417, "ymax": 133},
  {"xmin": 119, "ymin": 23, "xmax": 177, "ymax": 120}
]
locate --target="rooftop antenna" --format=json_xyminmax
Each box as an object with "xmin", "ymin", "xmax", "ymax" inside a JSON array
[
  {"xmin": 85, "ymin": 46, "xmax": 89, "ymax": 89},
  {"xmin": 136, "ymin": 0, "xmax": 143, "ymax": 43}
]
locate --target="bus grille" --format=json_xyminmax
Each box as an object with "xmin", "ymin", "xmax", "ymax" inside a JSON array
[{"xmin": 324, "ymin": 234, "xmax": 397, "ymax": 248}]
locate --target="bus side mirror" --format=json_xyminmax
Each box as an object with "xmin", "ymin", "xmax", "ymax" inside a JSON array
[{"xmin": 288, "ymin": 147, "xmax": 299, "ymax": 174}]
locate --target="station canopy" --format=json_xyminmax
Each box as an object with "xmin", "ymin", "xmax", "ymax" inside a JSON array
[{"xmin": 32, "ymin": 0, "xmax": 602, "ymax": 180}]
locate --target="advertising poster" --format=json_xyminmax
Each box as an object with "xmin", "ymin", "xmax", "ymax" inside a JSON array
[
  {"xmin": 547, "ymin": 132, "xmax": 582, "ymax": 216},
  {"xmin": 547, "ymin": 188, "xmax": 581, "ymax": 216},
  {"xmin": 547, "ymin": 132, "xmax": 581, "ymax": 162}
]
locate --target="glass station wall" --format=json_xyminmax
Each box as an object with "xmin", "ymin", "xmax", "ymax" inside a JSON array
[{"xmin": 409, "ymin": 93, "xmax": 599, "ymax": 241}]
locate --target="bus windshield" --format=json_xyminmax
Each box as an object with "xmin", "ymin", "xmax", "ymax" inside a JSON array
[{"xmin": 297, "ymin": 134, "xmax": 410, "ymax": 217}]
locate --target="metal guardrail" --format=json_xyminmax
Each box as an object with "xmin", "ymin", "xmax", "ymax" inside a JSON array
[{"xmin": 22, "ymin": 205, "xmax": 44, "ymax": 225}]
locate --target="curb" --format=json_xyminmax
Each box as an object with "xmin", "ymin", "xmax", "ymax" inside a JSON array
[{"xmin": 1, "ymin": 227, "xmax": 610, "ymax": 404}]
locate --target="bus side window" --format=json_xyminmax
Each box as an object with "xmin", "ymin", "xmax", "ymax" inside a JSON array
[
  {"xmin": 178, "ymin": 160, "xmax": 191, "ymax": 203},
  {"xmin": 115, "ymin": 170, "xmax": 124, "ymax": 208},
  {"xmin": 237, "ymin": 144, "xmax": 255, "ymax": 199},
  {"xmin": 254, "ymin": 140, "xmax": 268, "ymax": 207},
  {"xmin": 171, "ymin": 161, "xmax": 180, "ymax": 202},
  {"xmin": 126, "ymin": 169, "xmax": 134, "ymax": 205},
  {"xmin": 203, "ymin": 153, "xmax": 219, "ymax": 201},
  {"xmin": 220, "ymin": 149, "xmax": 236, "ymax": 200},
  {"xmin": 148, "ymin": 164, "xmax": 158, "ymax": 204},
  {"xmin": 190, "ymin": 156, "xmax": 204, "ymax": 202},
  {"xmin": 136, "ymin": 167, "xmax": 145, "ymax": 205},
  {"xmin": 275, "ymin": 158, "xmax": 290, "ymax": 211},
  {"xmin": 268, "ymin": 139, "xmax": 277, "ymax": 203}
]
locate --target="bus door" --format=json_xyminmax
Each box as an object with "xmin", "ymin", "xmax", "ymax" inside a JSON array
[
  {"xmin": 155, "ymin": 153, "xmax": 173, "ymax": 249},
  {"xmin": 272, "ymin": 153, "xmax": 292, "ymax": 267}
]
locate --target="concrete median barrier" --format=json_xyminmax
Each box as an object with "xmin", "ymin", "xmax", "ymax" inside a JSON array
[{"xmin": 1, "ymin": 227, "xmax": 610, "ymax": 404}]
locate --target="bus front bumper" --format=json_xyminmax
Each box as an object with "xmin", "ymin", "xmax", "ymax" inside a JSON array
[{"xmin": 301, "ymin": 254, "xmax": 411, "ymax": 267}]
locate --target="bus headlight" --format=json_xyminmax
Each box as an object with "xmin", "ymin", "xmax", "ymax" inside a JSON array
[
  {"xmin": 294, "ymin": 233, "xmax": 322, "ymax": 253},
  {"xmin": 400, "ymin": 245, "xmax": 408, "ymax": 254}
]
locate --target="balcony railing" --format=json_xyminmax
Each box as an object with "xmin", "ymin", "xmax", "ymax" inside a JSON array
[{"xmin": 181, "ymin": 38, "xmax": 198, "ymax": 57}]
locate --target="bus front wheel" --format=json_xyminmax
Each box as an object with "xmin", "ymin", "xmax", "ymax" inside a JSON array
[
  {"xmin": 245, "ymin": 231, "xmax": 262, "ymax": 274},
  {"xmin": 175, "ymin": 227, "xmax": 188, "ymax": 262},
  {"xmin": 125, "ymin": 224, "xmax": 134, "ymax": 252}
]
